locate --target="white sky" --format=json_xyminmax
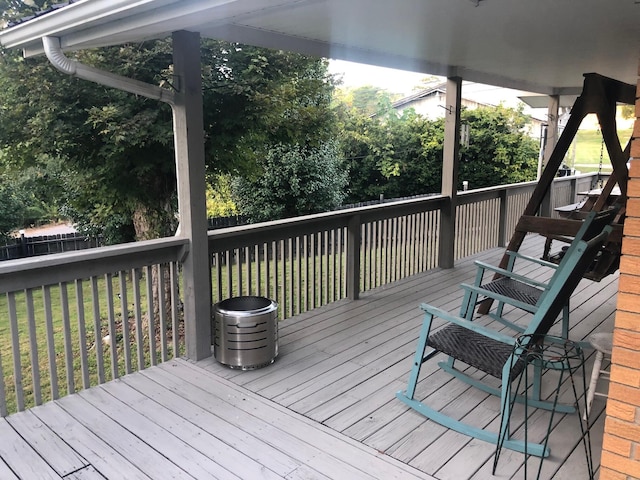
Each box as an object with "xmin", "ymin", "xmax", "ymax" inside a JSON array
[
  {"xmin": 328, "ymin": 59, "xmax": 432, "ymax": 96},
  {"xmin": 328, "ymin": 59, "xmax": 549, "ymax": 119}
]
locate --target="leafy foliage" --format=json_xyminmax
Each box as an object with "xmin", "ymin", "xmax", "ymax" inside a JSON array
[
  {"xmin": 459, "ymin": 105, "xmax": 539, "ymax": 188},
  {"xmin": 0, "ymin": 174, "xmax": 23, "ymax": 240},
  {"xmin": 339, "ymin": 104, "xmax": 538, "ymax": 202},
  {"xmin": 232, "ymin": 142, "xmax": 348, "ymax": 222},
  {"xmin": 339, "ymin": 108, "xmax": 443, "ymax": 202},
  {"xmin": 0, "ymin": 34, "xmax": 338, "ymax": 240},
  {"xmin": 333, "ymin": 85, "xmax": 399, "ymax": 117},
  {"xmin": 206, "ymin": 176, "xmax": 238, "ymax": 218}
]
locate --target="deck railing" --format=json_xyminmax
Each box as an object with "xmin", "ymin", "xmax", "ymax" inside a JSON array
[
  {"xmin": 0, "ymin": 237, "xmax": 187, "ymax": 416},
  {"xmin": 209, "ymin": 173, "xmax": 603, "ymax": 319},
  {"xmin": 208, "ymin": 196, "xmax": 448, "ymax": 318},
  {"xmin": 1, "ymin": 173, "xmax": 601, "ymax": 416}
]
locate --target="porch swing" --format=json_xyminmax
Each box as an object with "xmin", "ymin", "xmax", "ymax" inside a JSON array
[
  {"xmin": 489, "ymin": 73, "xmax": 633, "ymax": 286},
  {"xmin": 542, "ymin": 130, "xmax": 623, "ymax": 280}
]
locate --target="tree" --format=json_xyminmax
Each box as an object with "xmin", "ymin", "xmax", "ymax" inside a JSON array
[
  {"xmin": 0, "ymin": 174, "xmax": 23, "ymax": 241},
  {"xmin": 0, "ymin": 33, "xmax": 338, "ymax": 241},
  {"xmin": 339, "ymin": 107, "xmax": 442, "ymax": 202},
  {"xmin": 338, "ymin": 103, "xmax": 538, "ymax": 202},
  {"xmin": 459, "ymin": 105, "xmax": 539, "ymax": 189},
  {"xmin": 232, "ymin": 142, "xmax": 348, "ymax": 222},
  {"xmin": 333, "ymin": 85, "xmax": 398, "ymax": 117}
]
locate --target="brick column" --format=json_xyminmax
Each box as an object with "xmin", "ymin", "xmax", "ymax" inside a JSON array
[{"xmin": 599, "ymin": 60, "xmax": 640, "ymax": 480}]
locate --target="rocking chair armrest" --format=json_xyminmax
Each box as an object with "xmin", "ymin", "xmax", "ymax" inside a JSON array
[
  {"xmin": 505, "ymin": 251, "xmax": 559, "ymax": 270},
  {"xmin": 472, "ymin": 262, "xmax": 550, "ymax": 289},
  {"xmin": 460, "ymin": 283, "xmax": 539, "ymax": 313},
  {"xmin": 420, "ymin": 303, "xmax": 517, "ymax": 345}
]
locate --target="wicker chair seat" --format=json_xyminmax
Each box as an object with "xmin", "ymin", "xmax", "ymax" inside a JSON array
[
  {"xmin": 479, "ymin": 277, "xmax": 542, "ymax": 307},
  {"xmin": 429, "ymin": 324, "xmax": 526, "ymax": 380}
]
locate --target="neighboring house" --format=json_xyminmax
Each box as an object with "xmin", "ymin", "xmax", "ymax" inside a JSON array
[
  {"xmin": 392, "ymin": 81, "xmax": 546, "ymax": 140},
  {"xmin": 392, "ymin": 82, "xmax": 481, "ymax": 120}
]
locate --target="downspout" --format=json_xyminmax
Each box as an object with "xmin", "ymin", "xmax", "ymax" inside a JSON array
[
  {"xmin": 42, "ymin": 36, "xmax": 175, "ymax": 106},
  {"xmin": 42, "ymin": 34, "xmax": 182, "ymax": 237}
]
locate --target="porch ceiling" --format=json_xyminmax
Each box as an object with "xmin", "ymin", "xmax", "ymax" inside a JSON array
[{"xmin": 0, "ymin": 0, "xmax": 638, "ymax": 95}]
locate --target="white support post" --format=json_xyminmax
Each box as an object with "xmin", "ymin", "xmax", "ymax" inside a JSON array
[
  {"xmin": 438, "ymin": 76, "xmax": 462, "ymax": 269},
  {"xmin": 542, "ymin": 95, "xmax": 560, "ymax": 175},
  {"xmin": 172, "ymin": 31, "xmax": 211, "ymax": 360}
]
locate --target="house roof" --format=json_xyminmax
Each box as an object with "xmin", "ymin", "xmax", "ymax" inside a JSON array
[
  {"xmin": 0, "ymin": 0, "xmax": 638, "ymax": 95},
  {"xmin": 392, "ymin": 83, "xmax": 447, "ymax": 109}
]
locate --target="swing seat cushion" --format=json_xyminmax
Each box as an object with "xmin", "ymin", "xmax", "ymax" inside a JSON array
[{"xmin": 429, "ymin": 324, "xmax": 526, "ymax": 380}]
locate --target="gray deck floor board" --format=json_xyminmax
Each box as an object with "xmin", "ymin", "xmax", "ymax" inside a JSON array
[{"xmin": 1, "ymin": 235, "xmax": 615, "ymax": 479}]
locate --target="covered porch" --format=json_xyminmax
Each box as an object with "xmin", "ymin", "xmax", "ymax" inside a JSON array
[
  {"xmin": 1, "ymin": 235, "xmax": 617, "ymax": 479},
  {"xmin": 0, "ymin": 1, "xmax": 638, "ymax": 479}
]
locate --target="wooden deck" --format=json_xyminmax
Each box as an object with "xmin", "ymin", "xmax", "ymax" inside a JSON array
[{"xmin": 1, "ymin": 236, "xmax": 617, "ymax": 479}]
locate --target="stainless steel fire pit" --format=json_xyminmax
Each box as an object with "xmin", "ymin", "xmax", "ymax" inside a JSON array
[{"xmin": 213, "ymin": 296, "xmax": 278, "ymax": 369}]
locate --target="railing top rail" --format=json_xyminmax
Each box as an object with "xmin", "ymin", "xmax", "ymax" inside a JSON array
[
  {"xmin": 456, "ymin": 173, "xmax": 603, "ymax": 205},
  {"xmin": 208, "ymin": 194, "xmax": 448, "ymax": 251},
  {"xmin": 0, "ymin": 236, "xmax": 188, "ymax": 293}
]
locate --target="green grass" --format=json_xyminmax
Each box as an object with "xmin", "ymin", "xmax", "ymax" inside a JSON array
[{"xmin": 569, "ymin": 128, "xmax": 632, "ymax": 173}]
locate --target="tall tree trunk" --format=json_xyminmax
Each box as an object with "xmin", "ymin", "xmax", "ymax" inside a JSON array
[{"xmin": 132, "ymin": 202, "xmax": 177, "ymax": 341}]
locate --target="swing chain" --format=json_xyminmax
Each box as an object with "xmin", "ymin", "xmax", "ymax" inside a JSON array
[
  {"xmin": 597, "ymin": 128, "xmax": 604, "ymax": 189},
  {"xmin": 591, "ymin": 127, "xmax": 605, "ymax": 190}
]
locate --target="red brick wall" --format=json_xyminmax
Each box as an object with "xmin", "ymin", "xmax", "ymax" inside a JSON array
[{"xmin": 599, "ymin": 61, "xmax": 640, "ymax": 480}]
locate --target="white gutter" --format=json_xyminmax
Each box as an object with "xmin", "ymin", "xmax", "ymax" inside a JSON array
[
  {"xmin": 43, "ymin": 36, "xmax": 175, "ymax": 105},
  {"xmin": 0, "ymin": 0, "xmax": 175, "ymax": 52}
]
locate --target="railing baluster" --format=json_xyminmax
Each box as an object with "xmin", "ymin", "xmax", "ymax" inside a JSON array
[
  {"xmin": 170, "ymin": 262, "xmax": 180, "ymax": 358},
  {"xmin": 132, "ymin": 268, "xmax": 145, "ymax": 370},
  {"xmin": 90, "ymin": 276, "xmax": 105, "ymax": 385},
  {"xmin": 296, "ymin": 237, "xmax": 302, "ymax": 315},
  {"xmin": 247, "ymin": 246, "xmax": 253, "ymax": 296},
  {"xmin": 376, "ymin": 220, "xmax": 381, "ymax": 288},
  {"xmin": 323, "ymin": 231, "xmax": 329, "ymax": 305},
  {"xmin": 7, "ymin": 292, "xmax": 24, "ymax": 411},
  {"xmin": 145, "ymin": 266, "xmax": 156, "ymax": 367},
  {"xmin": 105, "ymin": 273, "xmax": 118, "ymax": 379},
  {"xmin": 118, "ymin": 272, "xmax": 132, "ymax": 374},
  {"xmin": 281, "ymin": 239, "xmax": 287, "ymax": 317},
  {"xmin": 408, "ymin": 214, "xmax": 415, "ymax": 277},
  {"xmin": 288, "ymin": 237, "xmax": 294, "ymax": 317},
  {"xmin": 225, "ymin": 251, "xmax": 232, "ymax": 299},
  {"xmin": 255, "ymin": 244, "xmax": 264, "ymax": 297},
  {"xmin": 303, "ymin": 235, "xmax": 309, "ymax": 311},
  {"xmin": 214, "ymin": 252, "xmax": 222, "ymax": 303},
  {"xmin": 330, "ymin": 229, "xmax": 336, "ymax": 303},
  {"xmin": 0, "ymin": 332, "xmax": 6, "ymax": 416},
  {"xmin": 74, "ymin": 280, "xmax": 90, "ymax": 390},
  {"xmin": 310, "ymin": 235, "xmax": 316, "ymax": 309},
  {"xmin": 59, "ymin": 282, "xmax": 75, "ymax": 395},
  {"xmin": 158, "ymin": 265, "xmax": 168, "ymax": 363},
  {"xmin": 315, "ymin": 233, "xmax": 321, "ymax": 306},
  {"xmin": 42, "ymin": 285, "xmax": 59, "ymax": 399},
  {"xmin": 25, "ymin": 289, "xmax": 42, "ymax": 406},
  {"xmin": 267, "ymin": 242, "xmax": 273, "ymax": 305},
  {"xmin": 236, "ymin": 247, "xmax": 242, "ymax": 296},
  {"xmin": 338, "ymin": 227, "xmax": 344, "ymax": 299}
]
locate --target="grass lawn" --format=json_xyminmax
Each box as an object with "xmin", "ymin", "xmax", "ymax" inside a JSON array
[{"xmin": 569, "ymin": 128, "xmax": 632, "ymax": 173}]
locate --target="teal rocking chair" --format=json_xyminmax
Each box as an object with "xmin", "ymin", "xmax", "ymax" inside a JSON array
[
  {"xmin": 459, "ymin": 208, "xmax": 617, "ymax": 339},
  {"xmin": 396, "ymin": 225, "xmax": 612, "ymax": 457}
]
